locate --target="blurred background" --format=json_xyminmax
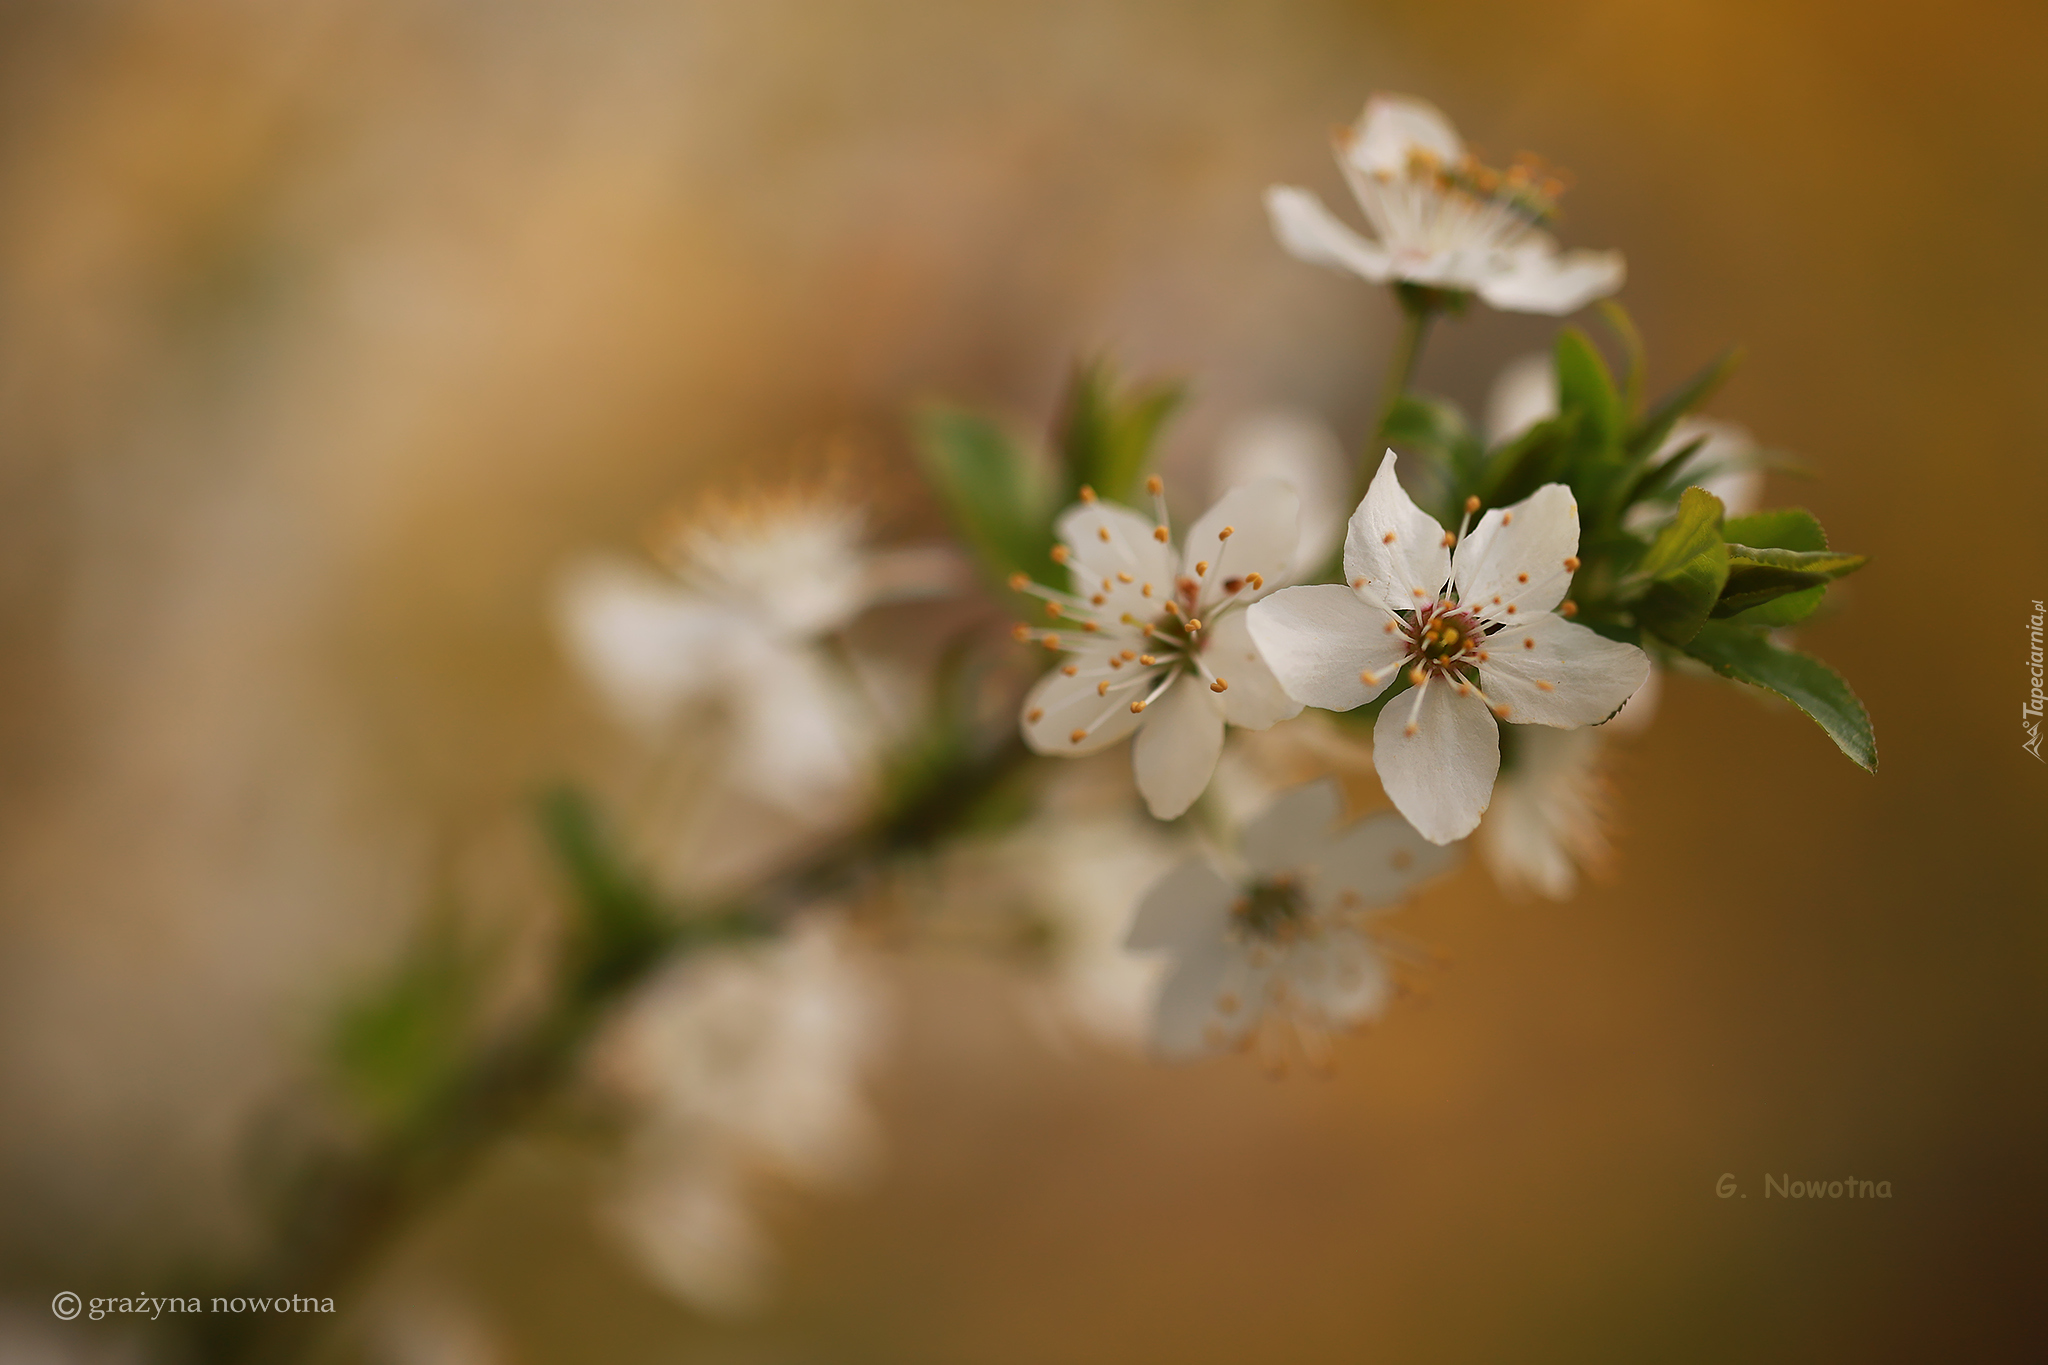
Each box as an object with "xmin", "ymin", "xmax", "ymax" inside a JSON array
[{"xmin": 1, "ymin": 0, "xmax": 2044, "ymax": 1360}]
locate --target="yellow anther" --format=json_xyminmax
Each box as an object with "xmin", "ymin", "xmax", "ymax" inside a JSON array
[
  {"xmin": 1041, "ymin": 634, "xmax": 1060, "ymax": 649},
  {"xmin": 1069, "ymin": 728, "xmax": 1088, "ymax": 744},
  {"xmin": 1051, "ymin": 544, "xmax": 1070, "ymax": 564},
  {"xmin": 1117, "ymin": 571, "xmax": 1134, "ymax": 583},
  {"xmin": 1502, "ymin": 511, "xmax": 1514, "ymax": 525},
  {"xmin": 1246, "ymin": 573, "xmax": 1264, "ymax": 589},
  {"xmin": 1012, "ymin": 623, "xmax": 1031, "ymax": 642},
  {"xmin": 1091, "ymin": 594, "xmax": 1106, "ymax": 606},
  {"xmin": 1352, "ymin": 576, "xmax": 1366, "ymax": 589},
  {"xmin": 1120, "ymin": 650, "xmax": 1136, "ymax": 661},
  {"xmin": 1382, "ymin": 531, "xmax": 1397, "ymax": 545},
  {"xmin": 1097, "ymin": 526, "xmax": 1111, "ymax": 542},
  {"xmin": 1139, "ymin": 654, "xmax": 1158, "ymax": 665},
  {"xmin": 1523, "ymin": 638, "xmax": 1534, "ymax": 649},
  {"xmin": 1045, "ymin": 602, "xmax": 1063, "ymax": 617},
  {"xmin": 1185, "ymin": 619, "xmax": 1201, "ymax": 632},
  {"xmin": 1219, "ymin": 526, "xmax": 1235, "ymax": 540},
  {"xmin": 1210, "ymin": 678, "xmax": 1228, "ymax": 693},
  {"xmin": 1560, "ymin": 600, "xmax": 1578, "ymax": 617},
  {"xmin": 1196, "ymin": 560, "xmax": 1209, "ymax": 576},
  {"xmin": 1441, "ymin": 531, "xmax": 1455, "ymax": 547},
  {"xmin": 1027, "ymin": 707, "xmax": 1043, "ymax": 722},
  {"xmin": 1141, "ymin": 583, "xmax": 1153, "ymax": 597},
  {"xmin": 1109, "ymin": 656, "xmax": 1124, "ymax": 669},
  {"xmin": 1098, "ymin": 680, "xmax": 1111, "ymax": 695},
  {"xmin": 1563, "ymin": 556, "xmax": 1581, "ymax": 572},
  {"xmin": 1404, "ymin": 722, "xmax": 1419, "ymax": 737},
  {"xmin": 1008, "ymin": 572, "xmax": 1028, "ymax": 590},
  {"xmin": 1162, "ymin": 600, "xmax": 1180, "ymax": 616},
  {"xmin": 1145, "ymin": 475, "xmax": 1164, "ymax": 494},
  {"xmin": 1383, "ymin": 620, "xmax": 1397, "ymax": 634},
  {"xmin": 1505, "ymin": 604, "xmax": 1517, "ymax": 614},
  {"xmin": 1153, "ymin": 525, "xmax": 1170, "ymax": 542},
  {"xmin": 1081, "ymin": 621, "xmax": 1100, "ymax": 632},
  {"xmin": 1409, "ymin": 666, "xmax": 1426, "ymax": 685},
  {"xmin": 1491, "ymin": 703, "xmax": 1512, "ymax": 718},
  {"xmin": 1129, "ymin": 699, "xmax": 1148, "ymax": 713},
  {"xmin": 1516, "ymin": 572, "xmax": 1528, "ymax": 584},
  {"xmin": 1464, "ymin": 495, "xmax": 1480, "ymax": 513},
  {"xmin": 1476, "ymin": 649, "xmax": 1489, "ymax": 661},
  {"xmin": 1079, "ymin": 485, "xmax": 1097, "ymax": 503},
  {"xmin": 1360, "ymin": 668, "xmax": 1380, "ymax": 685},
  {"xmin": 1062, "ymin": 664, "xmax": 1078, "ymax": 676},
  {"xmin": 1535, "ymin": 680, "xmax": 1555, "ymax": 692}
]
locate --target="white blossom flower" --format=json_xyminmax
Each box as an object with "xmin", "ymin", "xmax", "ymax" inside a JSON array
[
  {"xmin": 595, "ymin": 916, "xmax": 887, "ymax": 1313},
  {"xmin": 1247, "ymin": 452, "xmax": 1650, "ymax": 845},
  {"xmin": 1266, "ymin": 94, "xmax": 1624, "ymax": 315},
  {"xmin": 1016, "ymin": 477, "xmax": 1306, "ymax": 820},
  {"xmin": 1484, "ymin": 351, "xmax": 1764, "ymax": 522},
  {"xmin": 1125, "ymin": 779, "xmax": 1457, "ymax": 1065},
  {"xmin": 557, "ymin": 488, "xmax": 961, "ymax": 820},
  {"xmin": 1479, "ymin": 726, "xmax": 1611, "ymax": 900},
  {"xmin": 1207, "ymin": 409, "xmax": 1351, "ymax": 579}
]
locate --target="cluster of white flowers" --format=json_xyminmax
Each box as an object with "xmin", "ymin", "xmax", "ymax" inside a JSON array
[
  {"xmin": 543, "ymin": 86, "xmax": 1813, "ymax": 1319},
  {"xmin": 593, "ymin": 917, "xmax": 886, "ymax": 1315}
]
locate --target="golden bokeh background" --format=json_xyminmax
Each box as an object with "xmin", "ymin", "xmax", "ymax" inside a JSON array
[{"xmin": 1, "ymin": 0, "xmax": 2042, "ymax": 1359}]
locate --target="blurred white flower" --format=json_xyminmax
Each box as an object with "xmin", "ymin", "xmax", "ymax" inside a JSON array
[
  {"xmin": 1484, "ymin": 352, "xmax": 1764, "ymax": 521},
  {"xmin": 556, "ymin": 487, "xmax": 962, "ymax": 820},
  {"xmin": 1207, "ymin": 409, "xmax": 1350, "ymax": 578},
  {"xmin": 1024, "ymin": 810, "xmax": 1183, "ymax": 1049},
  {"xmin": 370, "ymin": 1294, "xmax": 506, "ymax": 1365},
  {"xmin": 1250, "ymin": 452, "xmax": 1650, "ymax": 844},
  {"xmin": 595, "ymin": 916, "xmax": 887, "ymax": 1314},
  {"xmin": 1126, "ymin": 780, "xmax": 1457, "ymax": 1065},
  {"xmin": 1479, "ymin": 726, "xmax": 1611, "ymax": 900},
  {"xmin": 1266, "ymin": 94, "xmax": 1624, "ymax": 315},
  {"xmin": 605, "ymin": 1155, "xmax": 772, "ymax": 1318},
  {"xmin": 1017, "ymin": 478, "xmax": 1305, "ymax": 819}
]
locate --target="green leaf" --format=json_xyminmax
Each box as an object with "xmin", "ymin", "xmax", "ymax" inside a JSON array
[
  {"xmin": 1633, "ymin": 486, "xmax": 1727, "ymax": 645},
  {"xmin": 1626, "ymin": 344, "xmax": 1742, "ymax": 460},
  {"xmin": 1595, "ymin": 300, "xmax": 1647, "ymax": 416},
  {"xmin": 1481, "ymin": 411, "xmax": 1581, "ymax": 508},
  {"xmin": 1554, "ymin": 327, "xmax": 1624, "ymax": 454},
  {"xmin": 912, "ymin": 404, "xmax": 1055, "ymax": 590},
  {"xmin": 1055, "ymin": 358, "xmax": 1184, "ymax": 506},
  {"xmin": 539, "ymin": 787, "xmax": 678, "ymax": 1000},
  {"xmin": 1712, "ymin": 543, "xmax": 1865, "ymax": 619},
  {"xmin": 330, "ymin": 916, "xmax": 483, "ymax": 1129},
  {"xmin": 1723, "ymin": 584, "xmax": 1826, "ymax": 628},
  {"xmin": 1721, "ymin": 508, "xmax": 1827, "ymax": 553},
  {"xmin": 1681, "ymin": 621, "xmax": 1878, "ymax": 771}
]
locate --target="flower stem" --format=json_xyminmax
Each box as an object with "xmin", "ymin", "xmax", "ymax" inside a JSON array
[{"xmin": 1364, "ymin": 291, "xmax": 1436, "ymax": 485}]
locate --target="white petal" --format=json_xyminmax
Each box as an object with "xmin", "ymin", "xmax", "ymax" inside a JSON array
[
  {"xmin": 1453, "ymin": 481, "xmax": 1580, "ymax": 622},
  {"xmin": 733, "ymin": 648, "xmax": 871, "ymax": 813},
  {"xmin": 1372, "ymin": 680, "xmax": 1500, "ymax": 845},
  {"xmin": 1240, "ymin": 777, "xmax": 1342, "ymax": 878},
  {"xmin": 1265, "ymin": 185, "xmax": 1393, "ymax": 282},
  {"xmin": 555, "ymin": 559, "xmax": 736, "ymax": 730},
  {"xmin": 1475, "ymin": 245, "xmax": 1626, "ymax": 315},
  {"xmin": 1184, "ymin": 479, "xmax": 1300, "ymax": 609},
  {"xmin": 1477, "ymin": 613, "xmax": 1651, "ymax": 727},
  {"xmin": 1125, "ymin": 859, "xmax": 1236, "ymax": 952},
  {"xmin": 1479, "ymin": 726, "xmax": 1607, "ymax": 900},
  {"xmin": 1343, "ymin": 452, "xmax": 1452, "ymax": 614},
  {"xmin": 1245, "ymin": 584, "xmax": 1408, "ymax": 711},
  {"xmin": 1605, "ymin": 659, "xmax": 1662, "ymax": 734},
  {"xmin": 1201, "ymin": 610, "xmax": 1304, "ymax": 730},
  {"xmin": 1056, "ymin": 498, "xmax": 1175, "ymax": 619},
  {"xmin": 1150, "ymin": 936, "xmax": 1244, "ymax": 1058},
  {"xmin": 1484, "ymin": 352, "xmax": 1558, "ymax": 445},
  {"xmin": 1209, "ymin": 410, "xmax": 1350, "ymax": 576},
  {"xmin": 1317, "ymin": 809, "xmax": 1462, "ymax": 910},
  {"xmin": 1132, "ymin": 675, "xmax": 1226, "ymax": 819},
  {"xmin": 1290, "ymin": 928, "xmax": 1392, "ymax": 1027},
  {"xmin": 1021, "ymin": 647, "xmax": 1152, "ymax": 756},
  {"xmin": 1343, "ymin": 94, "xmax": 1464, "ymax": 177}
]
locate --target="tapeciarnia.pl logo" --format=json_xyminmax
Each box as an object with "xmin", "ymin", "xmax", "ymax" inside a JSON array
[{"xmin": 2026, "ymin": 599, "xmax": 2045, "ymax": 761}]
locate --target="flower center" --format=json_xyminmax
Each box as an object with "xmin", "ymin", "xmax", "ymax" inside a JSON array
[
  {"xmin": 1232, "ymin": 874, "xmax": 1310, "ymax": 942},
  {"xmin": 1408, "ymin": 600, "xmax": 1486, "ymax": 677}
]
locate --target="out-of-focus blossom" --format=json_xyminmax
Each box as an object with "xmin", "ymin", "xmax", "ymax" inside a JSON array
[
  {"xmin": 369, "ymin": 1294, "xmax": 507, "ymax": 1365},
  {"xmin": 605, "ymin": 1155, "xmax": 772, "ymax": 1317},
  {"xmin": 1125, "ymin": 780, "xmax": 1457, "ymax": 1065},
  {"xmin": 1018, "ymin": 479, "xmax": 1305, "ymax": 819},
  {"xmin": 1485, "ymin": 352, "xmax": 1764, "ymax": 521},
  {"xmin": 1479, "ymin": 726, "xmax": 1612, "ymax": 900},
  {"xmin": 1250, "ymin": 452, "xmax": 1649, "ymax": 844},
  {"xmin": 1207, "ymin": 409, "xmax": 1351, "ymax": 578},
  {"xmin": 1266, "ymin": 94, "xmax": 1624, "ymax": 315},
  {"xmin": 594, "ymin": 916, "xmax": 887, "ymax": 1313},
  {"xmin": 1021, "ymin": 810, "xmax": 1184, "ymax": 1049},
  {"xmin": 556, "ymin": 487, "xmax": 962, "ymax": 820}
]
